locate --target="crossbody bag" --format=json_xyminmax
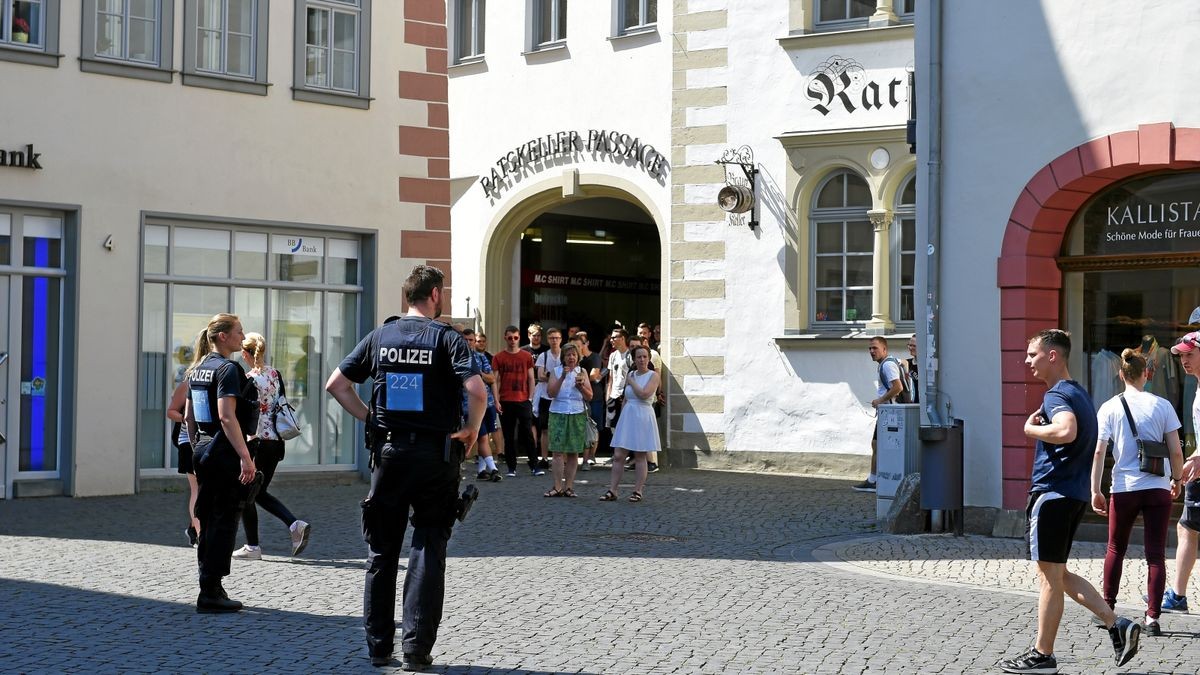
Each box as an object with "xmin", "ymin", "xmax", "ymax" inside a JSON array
[
  {"xmin": 1118, "ymin": 393, "xmax": 1170, "ymax": 477},
  {"xmin": 273, "ymin": 370, "xmax": 303, "ymax": 441}
]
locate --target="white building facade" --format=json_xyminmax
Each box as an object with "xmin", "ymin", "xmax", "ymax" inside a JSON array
[
  {"xmin": 917, "ymin": 0, "xmax": 1200, "ymax": 517},
  {"xmin": 449, "ymin": 1, "xmax": 915, "ymax": 475},
  {"xmin": 0, "ymin": 0, "xmax": 451, "ymax": 497}
]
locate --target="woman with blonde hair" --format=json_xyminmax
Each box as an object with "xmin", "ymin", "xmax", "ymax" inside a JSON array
[
  {"xmin": 185, "ymin": 313, "xmax": 260, "ymax": 613},
  {"xmin": 544, "ymin": 343, "xmax": 592, "ymax": 497},
  {"xmin": 1090, "ymin": 348, "xmax": 1184, "ymax": 636},
  {"xmin": 232, "ymin": 332, "xmax": 311, "ymax": 560}
]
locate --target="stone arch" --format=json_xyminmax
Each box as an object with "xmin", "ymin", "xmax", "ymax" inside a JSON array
[
  {"xmin": 478, "ymin": 173, "xmax": 667, "ymax": 349},
  {"xmin": 997, "ymin": 122, "xmax": 1200, "ymax": 509}
]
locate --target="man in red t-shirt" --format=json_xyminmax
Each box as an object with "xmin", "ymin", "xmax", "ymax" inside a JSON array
[{"xmin": 493, "ymin": 325, "xmax": 538, "ymax": 476}]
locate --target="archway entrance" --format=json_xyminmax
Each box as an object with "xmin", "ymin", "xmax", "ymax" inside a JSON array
[
  {"xmin": 479, "ymin": 177, "xmax": 667, "ymax": 353},
  {"xmin": 517, "ymin": 197, "xmax": 659, "ymax": 340},
  {"xmin": 998, "ymin": 122, "xmax": 1200, "ymax": 509}
]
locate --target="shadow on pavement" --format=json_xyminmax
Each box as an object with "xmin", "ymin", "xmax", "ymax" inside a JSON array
[{"xmin": 0, "ymin": 470, "xmax": 879, "ymax": 562}]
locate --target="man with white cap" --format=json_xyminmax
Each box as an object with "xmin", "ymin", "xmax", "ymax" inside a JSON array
[{"xmin": 1150, "ymin": 332, "xmax": 1200, "ymax": 614}]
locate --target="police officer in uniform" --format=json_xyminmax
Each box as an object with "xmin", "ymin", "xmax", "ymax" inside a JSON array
[
  {"xmin": 326, "ymin": 265, "xmax": 486, "ymax": 670},
  {"xmin": 184, "ymin": 313, "xmax": 260, "ymax": 613}
]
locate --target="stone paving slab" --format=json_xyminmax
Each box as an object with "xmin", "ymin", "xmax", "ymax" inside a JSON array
[{"xmin": 3, "ymin": 470, "xmax": 1200, "ymax": 673}]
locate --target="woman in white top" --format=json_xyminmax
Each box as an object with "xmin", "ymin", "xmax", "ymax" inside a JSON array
[
  {"xmin": 1089, "ymin": 348, "xmax": 1183, "ymax": 635},
  {"xmin": 602, "ymin": 346, "xmax": 661, "ymax": 503},
  {"xmin": 544, "ymin": 344, "xmax": 592, "ymax": 498},
  {"xmin": 232, "ymin": 332, "xmax": 312, "ymax": 560}
]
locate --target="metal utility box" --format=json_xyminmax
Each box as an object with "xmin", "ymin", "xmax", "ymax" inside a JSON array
[
  {"xmin": 921, "ymin": 419, "xmax": 964, "ymax": 511},
  {"xmin": 875, "ymin": 403, "xmax": 922, "ymax": 519}
]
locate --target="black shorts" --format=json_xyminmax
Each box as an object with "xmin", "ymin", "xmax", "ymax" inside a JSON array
[
  {"xmin": 1025, "ymin": 491, "xmax": 1086, "ymax": 563},
  {"xmin": 1180, "ymin": 481, "xmax": 1200, "ymax": 533},
  {"xmin": 176, "ymin": 442, "xmax": 194, "ymax": 475},
  {"xmin": 535, "ymin": 398, "xmax": 552, "ymax": 432}
]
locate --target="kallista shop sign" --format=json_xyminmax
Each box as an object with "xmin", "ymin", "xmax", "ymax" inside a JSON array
[
  {"xmin": 522, "ymin": 269, "xmax": 660, "ymax": 295},
  {"xmin": 1, "ymin": 143, "xmax": 43, "ymax": 170},
  {"xmin": 1083, "ymin": 171, "xmax": 1200, "ymax": 255},
  {"xmin": 480, "ymin": 129, "xmax": 666, "ymax": 196}
]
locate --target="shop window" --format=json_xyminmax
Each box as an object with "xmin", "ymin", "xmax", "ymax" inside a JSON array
[
  {"xmin": 0, "ymin": 0, "xmax": 61, "ymax": 67},
  {"xmin": 531, "ymin": 0, "xmax": 566, "ymax": 48},
  {"xmin": 452, "ymin": 0, "xmax": 484, "ymax": 64},
  {"xmin": 293, "ymin": 0, "xmax": 372, "ymax": 109},
  {"xmin": 182, "ymin": 0, "xmax": 270, "ymax": 94},
  {"xmin": 815, "ymin": 0, "xmax": 875, "ymax": 30},
  {"xmin": 892, "ymin": 173, "xmax": 916, "ymax": 323},
  {"xmin": 897, "ymin": 0, "xmax": 915, "ymax": 19},
  {"xmin": 138, "ymin": 220, "xmax": 365, "ymax": 471},
  {"xmin": 81, "ymin": 0, "xmax": 174, "ymax": 81},
  {"xmin": 811, "ymin": 170, "xmax": 873, "ymax": 324},
  {"xmin": 617, "ymin": 0, "xmax": 655, "ymax": 34}
]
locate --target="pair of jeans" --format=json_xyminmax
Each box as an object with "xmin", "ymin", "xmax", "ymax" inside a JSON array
[
  {"xmin": 498, "ymin": 400, "xmax": 536, "ymax": 473},
  {"xmin": 241, "ymin": 438, "xmax": 296, "ymax": 547},
  {"xmin": 1103, "ymin": 487, "xmax": 1173, "ymax": 619},
  {"xmin": 362, "ymin": 434, "xmax": 459, "ymax": 659}
]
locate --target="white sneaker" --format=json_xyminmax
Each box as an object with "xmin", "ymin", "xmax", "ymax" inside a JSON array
[
  {"xmin": 231, "ymin": 545, "xmax": 262, "ymax": 560},
  {"xmin": 290, "ymin": 520, "xmax": 311, "ymax": 556}
]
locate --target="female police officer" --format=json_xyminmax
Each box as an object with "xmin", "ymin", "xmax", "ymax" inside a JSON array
[
  {"xmin": 185, "ymin": 313, "xmax": 259, "ymax": 613},
  {"xmin": 326, "ymin": 265, "xmax": 487, "ymax": 670}
]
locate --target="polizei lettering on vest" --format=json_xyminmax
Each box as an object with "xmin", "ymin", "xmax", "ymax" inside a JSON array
[
  {"xmin": 188, "ymin": 369, "xmax": 215, "ymax": 383},
  {"xmin": 379, "ymin": 347, "xmax": 434, "ymax": 365}
]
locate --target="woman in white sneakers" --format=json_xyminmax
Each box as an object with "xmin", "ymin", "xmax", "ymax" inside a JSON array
[
  {"xmin": 1090, "ymin": 348, "xmax": 1183, "ymax": 636},
  {"xmin": 232, "ymin": 332, "xmax": 311, "ymax": 560}
]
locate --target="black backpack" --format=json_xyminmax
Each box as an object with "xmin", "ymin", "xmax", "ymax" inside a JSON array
[{"xmin": 879, "ymin": 356, "xmax": 913, "ymax": 404}]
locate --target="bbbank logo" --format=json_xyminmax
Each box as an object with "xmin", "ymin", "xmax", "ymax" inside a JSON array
[
  {"xmin": 290, "ymin": 238, "xmax": 303, "ymax": 253},
  {"xmin": 805, "ymin": 56, "xmax": 904, "ymax": 117}
]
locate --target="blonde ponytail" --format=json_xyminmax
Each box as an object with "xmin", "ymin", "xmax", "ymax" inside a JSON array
[{"xmin": 241, "ymin": 332, "xmax": 267, "ymax": 370}]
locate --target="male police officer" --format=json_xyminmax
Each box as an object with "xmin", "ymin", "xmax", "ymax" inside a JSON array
[{"xmin": 326, "ymin": 265, "xmax": 487, "ymax": 670}]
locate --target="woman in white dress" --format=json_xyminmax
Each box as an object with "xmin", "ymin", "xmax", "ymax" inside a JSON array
[{"xmin": 601, "ymin": 346, "xmax": 660, "ymax": 502}]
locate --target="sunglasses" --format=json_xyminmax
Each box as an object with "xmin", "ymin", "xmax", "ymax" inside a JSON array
[
  {"xmin": 505, "ymin": 336, "xmax": 520, "ymax": 341},
  {"xmin": 1178, "ymin": 335, "xmax": 1200, "ymax": 349}
]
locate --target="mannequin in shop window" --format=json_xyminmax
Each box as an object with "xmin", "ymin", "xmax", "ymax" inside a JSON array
[{"xmin": 1138, "ymin": 335, "xmax": 1182, "ymax": 411}]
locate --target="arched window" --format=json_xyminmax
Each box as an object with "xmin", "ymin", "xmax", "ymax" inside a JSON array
[
  {"xmin": 811, "ymin": 170, "xmax": 873, "ymax": 324},
  {"xmin": 892, "ymin": 173, "xmax": 916, "ymax": 323}
]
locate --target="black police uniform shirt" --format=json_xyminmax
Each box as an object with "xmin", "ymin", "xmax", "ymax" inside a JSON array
[
  {"xmin": 188, "ymin": 353, "xmax": 258, "ymax": 470},
  {"xmin": 339, "ymin": 316, "xmax": 479, "ymax": 435}
]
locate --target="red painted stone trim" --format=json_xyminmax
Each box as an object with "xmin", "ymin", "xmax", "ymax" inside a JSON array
[{"xmin": 998, "ymin": 123, "xmax": 1200, "ymax": 509}]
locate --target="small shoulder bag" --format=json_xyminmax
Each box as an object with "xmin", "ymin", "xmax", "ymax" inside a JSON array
[
  {"xmin": 1118, "ymin": 393, "xmax": 1170, "ymax": 476},
  {"xmin": 273, "ymin": 370, "xmax": 303, "ymax": 441}
]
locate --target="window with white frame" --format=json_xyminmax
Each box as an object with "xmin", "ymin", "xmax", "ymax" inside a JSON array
[
  {"xmin": 811, "ymin": 170, "xmax": 874, "ymax": 324},
  {"xmin": 897, "ymin": 0, "xmax": 915, "ymax": 18},
  {"xmin": 815, "ymin": 0, "xmax": 875, "ymax": 28},
  {"xmin": 618, "ymin": 0, "xmax": 655, "ymax": 33},
  {"xmin": 81, "ymin": 0, "xmax": 175, "ymax": 80},
  {"xmin": 0, "ymin": 0, "xmax": 61, "ymax": 66},
  {"xmin": 533, "ymin": 0, "xmax": 566, "ymax": 47},
  {"xmin": 892, "ymin": 174, "xmax": 916, "ymax": 323},
  {"xmin": 182, "ymin": 0, "xmax": 269, "ymax": 93},
  {"xmin": 454, "ymin": 0, "xmax": 484, "ymax": 63},
  {"xmin": 293, "ymin": 0, "xmax": 372, "ymax": 108}
]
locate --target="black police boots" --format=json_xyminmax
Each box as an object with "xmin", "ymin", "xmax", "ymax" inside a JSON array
[{"xmin": 196, "ymin": 581, "xmax": 243, "ymax": 613}]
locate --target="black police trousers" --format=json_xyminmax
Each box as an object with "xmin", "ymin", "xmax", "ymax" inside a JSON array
[
  {"xmin": 193, "ymin": 440, "xmax": 251, "ymax": 590},
  {"xmin": 362, "ymin": 433, "xmax": 460, "ymax": 659}
]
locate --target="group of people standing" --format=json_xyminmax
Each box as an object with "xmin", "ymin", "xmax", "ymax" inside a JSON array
[
  {"xmin": 171, "ymin": 315, "xmax": 312, "ymax": 614},
  {"xmin": 483, "ymin": 321, "xmax": 663, "ymax": 503},
  {"xmin": 999, "ymin": 328, "xmax": 1200, "ymax": 674}
]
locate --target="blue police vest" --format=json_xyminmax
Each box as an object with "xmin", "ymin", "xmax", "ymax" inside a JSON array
[{"xmin": 370, "ymin": 318, "xmax": 461, "ymax": 434}]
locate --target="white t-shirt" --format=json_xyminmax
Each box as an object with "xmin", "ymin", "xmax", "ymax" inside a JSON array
[
  {"xmin": 607, "ymin": 349, "xmax": 629, "ymax": 400},
  {"xmin": 534, "ymin": 349, "xmax": 562, "ymax": 401},
  {"xmin": 876, "ymin": 358, "xmax": 903, "ymax": 398},
  {"xmin": 1096, "ymin": 389, "xmax": 1180, "ymax": 493},
  {"xmin": 549, "ymin": 365, "xmax": 587, "ymax": 414}
]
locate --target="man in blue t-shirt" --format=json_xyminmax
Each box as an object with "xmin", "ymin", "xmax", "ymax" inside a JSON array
[{"xmin": 999, "ymin": 329, "xmax": 1141, "ymax": 674}]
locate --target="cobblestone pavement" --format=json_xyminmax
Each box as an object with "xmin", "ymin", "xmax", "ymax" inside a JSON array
[{"xmin": 3, "ymin": 468, "xmax": 1200, "ymax": 673}]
